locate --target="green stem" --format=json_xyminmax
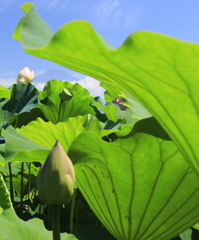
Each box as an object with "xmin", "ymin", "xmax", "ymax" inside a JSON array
[
  {"xmin": 39, "ymin": 201, "xmax": 42, "ymax": 215},
  {"xmin": 58, "ymin": 99, "xmax": 63, "ymax": 122},
  {"xmin": 48, "ymin": 204, "xmax": 51, "ymax": 230},
  {"xmin": 70, "ymin": 189, "xmax": 76, "ymax": 233},
  {"xmin": 28, "ymin": 162, "xmax": 32, "ymax": 200},
  {"xmin": 51, "ymin": 205, "xmax": 61, "ymax": 240},
  {"xmin": 14, "ymin": 116, "xmax": 18, "ymax": 129},
  {"xmin": 20, "ymin": 162, "xmax": 24, "ymax": 215},
  {"xmin": 8, "ymin": 162, "xmax": 14, "ymax": 204}
]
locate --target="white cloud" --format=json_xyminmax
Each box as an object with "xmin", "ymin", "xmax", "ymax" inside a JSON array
[
  {"xmin": 0, "ymin": 0, "xmax": 15, "ymax": 13},
  {"xmin": 0, "ymin": 77, "xmax": 16, "ymax": 88},
  {"xmin": 33, "ymin": 82, "xmax": 46, "ymax": 90},
  {"xmin": 71, "ymin": 76, "xmax": 105, "ymax": 99}
]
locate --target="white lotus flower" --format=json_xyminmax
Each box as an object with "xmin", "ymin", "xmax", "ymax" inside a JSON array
[{"xmin": 17, "ymin": 67, "xmax": 35, "ymax": 84}]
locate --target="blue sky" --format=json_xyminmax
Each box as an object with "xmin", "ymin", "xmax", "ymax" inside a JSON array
[{"xmin": 1, "ymin": 0, "xmax": 199, "ymax": 93}]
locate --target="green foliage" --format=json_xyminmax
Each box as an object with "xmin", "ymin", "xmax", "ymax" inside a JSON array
[
  {"xmin": 0, "ymin": 208, "xmax": 77, "ymax": 240},
  {"xmin": 101, "ymin": 84, "xmax": 152, "ymax": 122},
  {"xmin": 0, "ymin": 85, "xmax": 11, "ymax": 99},
  {"xmin": 0, "ymin": 174, "xmax": 12, "ymax": 211},
  {"xmin": 4, "ymin": 126, "xmax": 48, "ymax": 163},
  {"xmin": 1, "ymin": 1, "xmax": 199, "ymax": 239},
  {"xmin": 0, "ymin": 175, "xmax": 78, "ymax": 240},
  {"xmin": 18, "ymin": 115, "xmax": 118, "ymax": 149},
  {"xmin": 0, "ymin": 83, "xmax": 39, "ymax": 129}
]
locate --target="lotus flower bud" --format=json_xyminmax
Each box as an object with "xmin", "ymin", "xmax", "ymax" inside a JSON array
[
  {"xmin": 17, "ymin": 67, "xmax": 34, "ymax": 84},
  {"xmin": 36, "ymin": 140, "xmax": 75, "ymax": 205}
]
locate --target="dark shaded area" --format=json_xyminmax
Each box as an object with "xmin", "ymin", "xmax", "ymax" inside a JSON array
[
  {"xmin": 122, "ymin": 116, "xmax": 171, "ymax": 140},
  {"xmin": 91, "ymin": 104, "xmax": 107, "ymax": 123},
  {"xmin": 0, "ymin": 137, "xmax": 5, "ymax": 144},
  {"xmin": 11, "ymin": 107, "xmax": 48, "ymax": 129},
  {"xmin": 171, "ymin": 228, "xmax": 199, "ymax": 240},
  {"xmin": 0, "ymin": 83, "xmax": 40, "ymax": 130},
  {"xmin": 2, "ymin": 83, "xmax": 39, "ymax": 113},
  {"xmin": 191, "ymin": 227, "xmax": 199, "ymax": 240},
  {"xmin": 74, "ymin": 225, "xmax": 116, "ymax": 240}
]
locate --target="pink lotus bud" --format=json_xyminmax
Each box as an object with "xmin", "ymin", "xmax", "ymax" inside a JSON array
[
  {"xmin": 112, "ymin": 98, "xmax": 128, "ymax": 111},
  {"xmin": 36, "ymin": 141, "xmax": 75, "ymax": 205},
  {"xmin": 16, "ymin": 67, "xmax": 34, "ymax": 84}
]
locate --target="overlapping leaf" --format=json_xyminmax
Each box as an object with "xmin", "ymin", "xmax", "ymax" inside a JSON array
[
  {"xmin": 4, "ymin": 126, "xmax": 48, "ymax": 163},
  {"xmin": 39, "ymin": 94, "xmax": 95, "ymax": 124},
  {"xmin": 92, "ymin": 97, "xmax": 118, "ymax": 122},
  {"xmin": 38, "ymin": 80, "xmax": 95, "ymax": 123},
  {"xmin": 0, "ymin": 208, "xmax": 77, "ymax": 240},
  {"xmin": 4, "ymin": 115, "xmax": 118, "ymax": 163},
  {"xmin": 0, "ymin": 83, "xmax": 39, "ymax": 129},
  {"xmin": 18, "ymin": 115, "xmax": 118, "ymax": 148},
  {"xmin": 68, "ymin": 118, "xmax": 199, "ymax": 240},
  {"xmin": 13, "ymin": 3, "xmax": 199, "ymax": 177}
]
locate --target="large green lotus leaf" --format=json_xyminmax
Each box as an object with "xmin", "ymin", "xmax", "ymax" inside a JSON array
[
  {"xmin": 13, "ymin": 3, "xmax": 199, "ymax": 177},
  {"xmin": 0, "ymin": 85, "xmax": 11, "ymax": 99},
  {"xmin": 0, "ymin": 83, "xmax": 39, "ymax": 129},
  {"xmin": 38, "ymin": 80, "xmax": 95, "ymax": 123},
  {"xmin": 18, "ymin": 115, "xmax": 118, "ymax": 150},
  {"xmin": 0, "ymin": 208, "xmax": 77, "ymax": 240},
  {"xmin": 40, "ymin": 80, "xmax": 92, "ymax": 101},
  {"xmin": 39, "ymin": 93, "xmax": 95, "ymax": 124},
  {"xmin": 4, "ymin": 125, "xmax": 48, "ymax": 163},
  {"xmin": 2, "ymin": 83, "xmax": 39, "ymax": 115},
  {"xmin": 68, "ymin": 118, "xmax": 199, "ymax": 240}
]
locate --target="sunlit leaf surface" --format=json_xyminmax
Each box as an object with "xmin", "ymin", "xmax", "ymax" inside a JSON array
[
  {"xmin": 69, "ymin": 118, "xmax": 199, "ymax": 240},
  {"xmin": 13, "ymin": 3, "xmax": 199, "ymax": 177}
]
